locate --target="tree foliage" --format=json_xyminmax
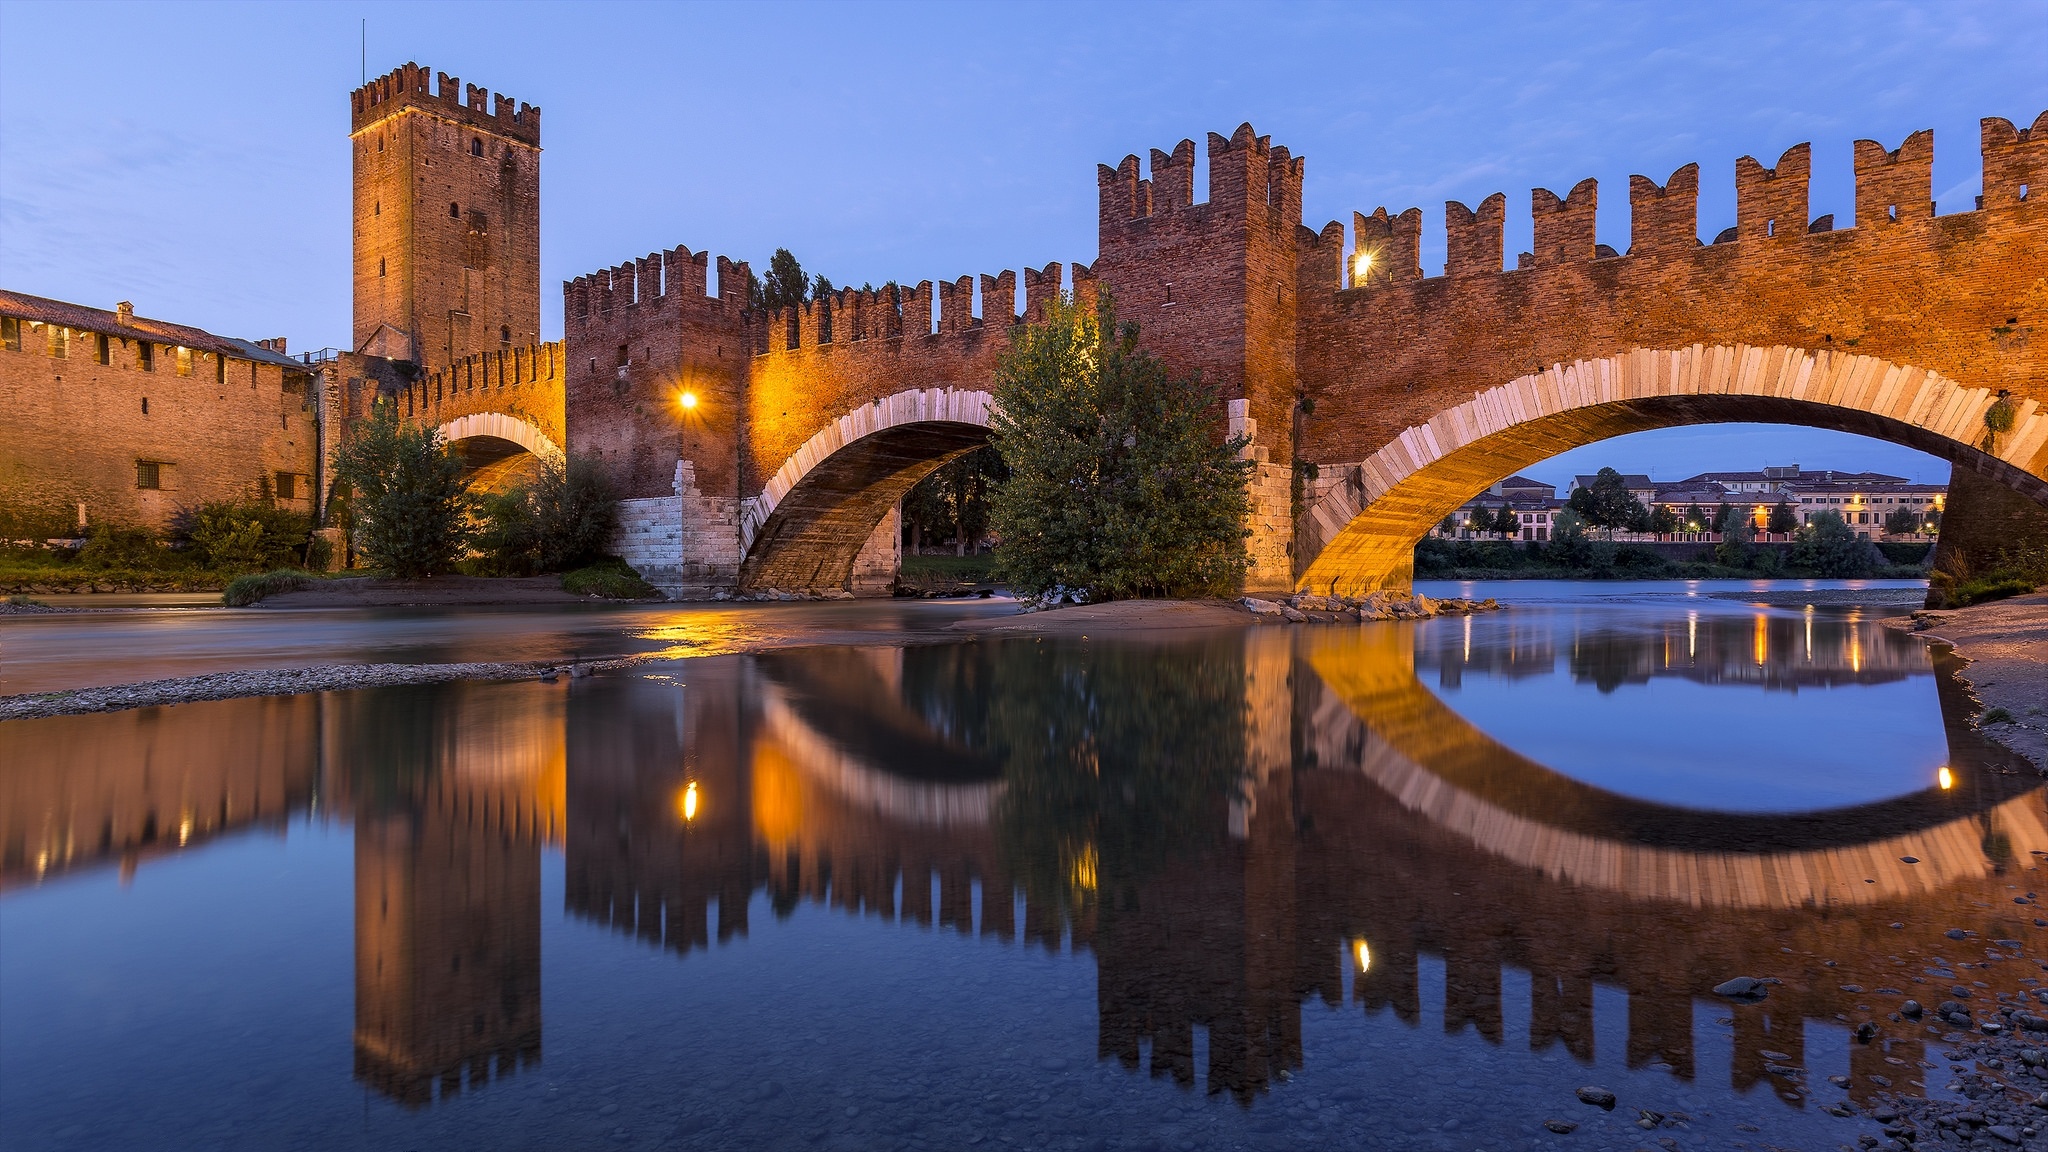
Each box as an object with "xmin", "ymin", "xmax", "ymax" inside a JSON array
[
  {"xmin": 1883, "ymin": 506, "xmax": 1922, "ymax": 536},
  {"xmin": 1492, "ymin": 504, "xmax": 1521, "ymax": 537},
  {"xmin": 1790, "ymin": 510, "xmax": 1875, "ymax": 577},
  {"xmin": 1715, "ymin": 507, "xmax": 1755, "ymax": 567},
  {"xmin": 904, "ymin": 445, "xmax": 1007, "ymax": 555},
  {"xmin": 1768, "ymin": 502, "xmax": 1799, "ymax": 534},
  {"xmin": 332, "ymin": 405, "xmax": 471, "ymax": 578},
  {"xmin": 473, "ymin": 456, "xmax": 620, "ymax": 575},
  {"xmin": 1567, "ymin": 468, "xmax": 1644, "ymax": 535},
  {"xmin": 988, "ymin": 295, "xmax": 1251, "ymax": 600},
  {"xmin": 1649, "ymin": 504, "xmax": 1680, "ymax": 535}
]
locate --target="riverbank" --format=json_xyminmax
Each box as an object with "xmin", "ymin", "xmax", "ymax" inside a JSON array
[{"xmin": 1885, "ymin": 590, "xmax": 2048, "ymax": 772}]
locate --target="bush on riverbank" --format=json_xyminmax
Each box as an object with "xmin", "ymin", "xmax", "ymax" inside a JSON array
[
  {"xmin": 222, "ymin": 569, "xmax": 318, "ymax": 606},
  {"xmin": 471, "ymin": 456, "xmax": 619, "ymax": 576},
  {"xmin": 332, "ymin": 405, "xmax": 472, "ymax": 578},
  {"xmin": 1928, "ymin": 542, "xmax": 2048, "ymax": 608},
  {"xmin": 560, "ymin": 560, "xmax": 659, "ymax": 600},
  {"xmin": 1, "ymin": 501, "xmax": 326, "ymax": 594}
]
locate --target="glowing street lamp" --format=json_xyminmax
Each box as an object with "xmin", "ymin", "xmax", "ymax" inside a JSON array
[
  {"xmin": 1938, "ymin": 766, "xmax": 1954, "ymax": 791},
  {"xmin": 679, "ymin": 390, "xmax": 699, "ymax": 411},
  {"xmin": 1353, "ymin": 250, "xmax": 1375, "ymax": 284}
]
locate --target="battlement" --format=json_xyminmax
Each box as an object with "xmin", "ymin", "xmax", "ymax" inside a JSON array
[
  {"xmin": 1098, "ymin": 123, "xmax": 1303, "ymax": 231},
  {"xmin": 1306, "ymin": 109, "xmax": 2047, "ymax": 293},
  {"xmin": 564, "ymin": 245, "xmax": 749, "ymax": 327},
  {"xmin": 399, "ymin": 341, "xmax": 563, "ymax": 433},
  {"xmin": 349, "ymin": 62, "xmax": 540, "ymax": 146},
  {"xmin": 753, "ymin": 261, "xmax": 1095, "ymax": 357}
]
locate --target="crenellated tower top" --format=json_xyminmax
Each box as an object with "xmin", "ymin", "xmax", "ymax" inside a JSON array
[{"xmin": 350, "ymin": 62, "xmax": 540, "ymax": 147}]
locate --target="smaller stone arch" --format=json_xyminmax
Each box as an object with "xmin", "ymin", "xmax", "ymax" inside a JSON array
[
  {"xmin": 739, "ymin": 387, "xmax": 995, "ymax": 592},
  {"xmin": 436, "ymin": 412, "xmax": 565, "ymax": 466}
]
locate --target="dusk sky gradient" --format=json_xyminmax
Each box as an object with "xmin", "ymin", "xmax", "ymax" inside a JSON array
[{"xmin": 2, "ymin": 0, "xmax": 2042, "ymax": 487}]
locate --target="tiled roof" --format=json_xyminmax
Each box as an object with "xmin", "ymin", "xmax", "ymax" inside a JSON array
[{"xmin": 0, "ymin": 288, "xmax": 304, "ymax": 371}]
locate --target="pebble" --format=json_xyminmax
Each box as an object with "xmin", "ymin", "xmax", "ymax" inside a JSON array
[
  {"xmin": 1575, "ymin": 1086, "xmax": 1616, "ymax": 1110},
  {"xmin": 1713, "ymin": 977, "xmax": 1768, "ymax": 999},
  {"xmin": 1543, "ymin": 1119, "xmax": 1577, "ymax": 1134}
]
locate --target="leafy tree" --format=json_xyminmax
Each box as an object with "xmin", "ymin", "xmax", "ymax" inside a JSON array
[
  {"xmin": 1768, "ymin": 502, "xmax": 1799, "ymax": 534},
  {"xmin": 1681, "ymin": 503, "xmax": 1707, "ymax": 533},
  {"xmin": 1439, "ymin": 514, "xmax": 1458, "ymax": 536},
  {"xmin": 1493, "ymin": 504, "xmax": 1521, "ymax": 538},
  {"xmin": 1624, "ymin": 501, "xmax": 1654, "ymax": 534},
  {"xmin": 1649, "ymin": 504, "xmax": 1680, "ymax": 536},
  {"xmin": 1791, "ymin": 510, "xmax": 1874, "ymax": 577},
  {"xmin": 1546, "ymin": 507, "xmax": 1593, "ymax": 566},
  {"xmin": 1708, "ymin": 502, "xmax": 1733, "ymax": 533},
  {"xmin": 332, "ymin": 404, "xmax": 471, "ymax": 578},
  {"xmin": 173, "ymin": 501, "xmax": 314, "ymax": 572},
  {"xmin": 473, "ymin": 456, "xmax": 620, "ymax": 575},
  {"xmin": 1883, "ymin": 506, "xmax": 1922, "ymax": 536},
  {"xmin": 751, "ymin": 248, "xmax": 812, "ymax": 312},
  {"xmin": 1567, "ymin": 468, "xmax": 1644, "ymax": 536},
  {"xmin": 904, "ymin": 445, "xmax": 1007, "ymax": 554},
  {"xmin": 1716, "ymin": 509, "xmax": 1755, "ymax": 567},
  {"xmin": 989, "ymin": 295, "xmax": 1251, "ymax": 599}
]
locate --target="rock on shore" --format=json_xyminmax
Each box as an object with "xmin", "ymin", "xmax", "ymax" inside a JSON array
[{"xmin": 1242, "ymin": 591, "xmax": 1502, "ymax": 624}]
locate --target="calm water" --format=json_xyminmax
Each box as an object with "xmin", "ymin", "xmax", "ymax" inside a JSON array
[{"xmin": 4, "ymin": 582, "xmax": 2043, "ymax": 1151}]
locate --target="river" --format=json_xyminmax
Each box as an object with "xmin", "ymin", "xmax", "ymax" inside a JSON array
[{"xmin": 3, "ymin": 579, "xmax": 2039, "ymax": 1150}]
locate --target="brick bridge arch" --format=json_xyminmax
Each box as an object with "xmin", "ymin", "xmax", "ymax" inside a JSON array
[
  {"xmin": 738, "ymin": 387, "xmax": 994, "ymax": 592},
  {"xmin": 1299, "ymin": 345, "xmax": 2048, "ymax": 595},
  {"xmin": 436, "ymin": 411, "xmax": 565, "ymax": 493}
]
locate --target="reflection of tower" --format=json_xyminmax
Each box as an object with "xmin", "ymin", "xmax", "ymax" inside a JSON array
[
  {"xmin": 352, "ymin": 799, "xmax": 541, "ymax": 1106},
  {"xmin": 333, "ymin": 682, "xmax": 560, "ymax": 1106}
]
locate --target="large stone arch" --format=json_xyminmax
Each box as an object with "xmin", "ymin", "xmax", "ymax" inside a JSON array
[
  {"xmin": 1300, "ymin": 345, "xmax": 2048, "ymax": 595},
  {"xmin": 739, "ymin": 387, "xmax": 995, "ymax": 593},
  {"xmin": 436, "ymin": 412, "xmax": 566, "ymax": 494}
]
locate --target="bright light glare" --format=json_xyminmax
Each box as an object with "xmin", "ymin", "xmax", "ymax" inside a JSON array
[
  {"xmin": 1353, "ymin": 938, "xmax": 1372, "ymax": 973},
  {"xmin": 680, "ymin": 781, "xmax": 700, "ymax": 821},
  {"xmin": 680, "ymin": 391, "xmax": 699, "ymax": 410},
  {"xmin": 1353, "ymin": 251, "xmax": 1374, "ymax": 280},
  {"xmin": 1938, "ymin": 766, "xmax": 1954, "ymax": 790}
]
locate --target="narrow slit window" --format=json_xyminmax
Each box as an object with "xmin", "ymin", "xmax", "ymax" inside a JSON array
[
  {"xmin": 48, "ymin": 326, "xmax": 67, "ymax": 358},
  {"xmin": 95, "ymin": 333, "xmax": 110, "ymax": 364},
  {"xmin": 176, "ymin": 347, "xmax": 192, "ymax": 376},
  {"xmin": 215, "ymin": 353, "xmax": 226, "ymax": 384},
  {"xmin": 141, "ymin": 397, "xmax": 149, "ymax": 415},
  {"xmin": 449, "ymin": 202, "xmax": 460, "ymax": 219},
  {"xmin": 379, "ymin": 258, "xmax": 386, "ymax": 277},
  {"xmin": 138, "ymin": 341, "xmax": 154, "ymax": 371},
  {"xmin": 470, "ymin": 137, "xmax": 483, "ymax": 156}
]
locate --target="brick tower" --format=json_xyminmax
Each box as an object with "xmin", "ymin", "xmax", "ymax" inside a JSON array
[{"xmin": 350, "ymin": 63, "xmax": 541, "ymax": 371}]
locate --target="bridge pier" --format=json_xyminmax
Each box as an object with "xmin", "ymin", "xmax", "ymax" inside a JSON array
[{"xmin": 1929, "ymin": 464, "xmax": 2048, "ymax": 607}]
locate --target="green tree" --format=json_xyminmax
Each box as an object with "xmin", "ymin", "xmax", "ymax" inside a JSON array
[
  {"xmin": 1681, "ymin": 503, "xmax": 1707, "ymax": 533},
  {"xmin": 1439, "ymin": 514, "xmax": 1458, "ymax": 537},
  {"xmin": 1790, "ymin": 510, "xmax": 1874, "ymax": 577},
  {"xmin": 1716, "ymin": 508, "xmax": 1755, "ymax": 567},
  {"xmin": 1768, "ymin": 502, "xmax": 1799, "ymax": 534},
  {"xmin": 1883, "ymin": 506, "xmax": 1921, "ymax": 536},
  {"xmin": 1567, "ymin": 468, "xmax": 1644, "ymax": 537},
  {"xmin": 332, "ymin": 405, "xmax": 471, "ymax": 578},
  {"xmin": 903, "ymin": 445, "xmax": 1007, "ymax": 555},
  {"xmin": 1708, "ymin": 501, "xmax": 1733, "ymax": 533},
  {"xmin": 473, "ymin": 455, "xmax": 620, "ymax": 575},
  {"xmin": 1546, "ymin": 507, "xmax": 1593, "ymax": 567},
  {"xmin": 751, "ymin": 248, "xmax": 812, "ymax": 312},
  {"xmin": 1649, "ymin": 504, "xmax": 1680, "ymax": 536},
  {"xmin": 989, "ymin": 295, "xmax": 1251, "ymax": 600},
  {"xmin": 1493, "ymin": 504, "xmax": 1521, "ymax": 538}
]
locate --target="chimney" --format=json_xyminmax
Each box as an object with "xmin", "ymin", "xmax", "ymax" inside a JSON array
[{"xmin": 116, "ymin": 301, "xmax": 134, "ymax": 323}]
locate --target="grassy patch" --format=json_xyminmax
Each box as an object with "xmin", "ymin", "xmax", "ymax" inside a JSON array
[
  {"xmin": 222, "ymin": 569, "xmax": 318, "ymax": 607},
  {"xmin": 1940, "ymin": 577, "xmax": 2039, "ymax": 608},
  {"xmin": 1983, "ymin": 707, "xmax": 2015, "ymax": 725},
  {"xmin": 902, "ymin": 553, "xmax": 1000, "ymax": 582},
  {"xmin": 561, "ymin": 560, "xmax": 659, "ymax": 600}
]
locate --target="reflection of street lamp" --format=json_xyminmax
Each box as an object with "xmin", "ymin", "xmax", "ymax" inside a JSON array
[
  {"xmin": 1353, "ymin": 938, "xmax": 1372, "ymax": 973},
  {"xmin": 679, "ymin": 780, "xmax": 700, "ymax": 822}
]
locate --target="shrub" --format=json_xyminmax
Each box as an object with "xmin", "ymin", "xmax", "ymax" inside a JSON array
[
  {"xmin": 332, "ymin": 405, "xmax": 471, "ymax": 578},
  {"xmin": 1983, "ymin": 707, "xmax": 2015, "ymax": 725},
  {"xmin": 560, "ymin": 560, "xmax": 657, "ymax": 600},
  {"xmin": 76, "ymin": 524, "xmax": 165, "ymax": 570},
  {"xmin": 474, "ymin": 456, "xmax": 619, "ymax": 575},
  {"xmin": 1790, "ymin": 511, "xmax": 1875, "ymax": 577},
  {"xmin": 222, "ymin": 569, "xmax": 316, "ymax": 607}
]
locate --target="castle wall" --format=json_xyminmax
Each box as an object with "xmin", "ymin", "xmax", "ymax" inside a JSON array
[{"xmin": 0, "ymin": 309, "xmax": 319, "ymax": 537}]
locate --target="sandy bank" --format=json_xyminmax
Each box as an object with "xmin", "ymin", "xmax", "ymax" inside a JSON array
[
  {"xmin": 251, "ymin": 575, "xmax": 638, "ymax": 609},
  {"xmin": 1885, "ymin": 590, "xmax": 2048, "ymax": 771},
  {"xmin": 948, "ymin": 599, "xmax": 1252, "ymax": 635}
]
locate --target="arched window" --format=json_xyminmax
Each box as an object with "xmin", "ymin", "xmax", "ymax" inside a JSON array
[
  {"xmin": 449, "ymin": 202, "xmax": 460, "ymax": 219},
  {"xmin": 470, "ymin": 137, "xmax": 483, "ymax": 157}
]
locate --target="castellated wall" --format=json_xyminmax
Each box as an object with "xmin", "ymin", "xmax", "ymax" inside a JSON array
[
  {"xmin": 563, "ymin": 247, "xmax": 751, "ymax": 590},
  {"xmin": 352, "ymin": 63, "xmax": 541, "ymax": 372},
  {"xmin": 394, "ymin": 341, "xmax": 567, "ymax": 453},
  {"xmin": 1293, "ymin": 113, "xmax": 2048, "ymax": 577},
  {"xmin": 0, "ymin": 307, "xmax": 320, "ymax": 537}
]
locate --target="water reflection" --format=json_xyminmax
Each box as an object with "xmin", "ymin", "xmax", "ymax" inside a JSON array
[{"xmin": 2, "ymin": 609, "xmax": 2042, "ymax": 1135}]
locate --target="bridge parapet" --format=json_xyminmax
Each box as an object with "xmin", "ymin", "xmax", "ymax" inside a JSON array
[{"xmin": 398, "ymin": 341, "xmax": 566, "ymax": 454}]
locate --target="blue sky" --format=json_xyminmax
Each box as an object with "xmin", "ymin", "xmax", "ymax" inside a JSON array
[{"xmin": 2, "ymin": 0, "xmax": 2041, "ymax": 486}]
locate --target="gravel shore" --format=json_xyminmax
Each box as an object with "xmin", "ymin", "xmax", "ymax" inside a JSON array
[{"xmin": 0, "ymin": 658, "xmax": 641, "ymax": 722}]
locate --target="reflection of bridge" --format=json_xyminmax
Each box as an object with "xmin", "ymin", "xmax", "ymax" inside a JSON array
[{"xmin": 4, "ymin": 630, "xmax": 2044, "ymax": 1112}]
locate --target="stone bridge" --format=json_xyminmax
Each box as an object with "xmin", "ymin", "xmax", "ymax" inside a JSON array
[
  {"xmin": 391, "ymin": 341, "xmax": 567, "ymax": 492},
  {"xmin": 562, "ymin": 112, "xmax": 2044, "ymax": 597}
]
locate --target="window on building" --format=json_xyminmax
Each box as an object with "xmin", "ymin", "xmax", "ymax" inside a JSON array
[
  {"xmin": 136, "ymin": 461, "xmax": 161, "ymax": 490},
  {"xmin": 138, "ymin": 341, "xmax": 154, "ymax": 371},
  {"xmin": 48, "ymin": 326, "xmax": 67, "ymax": 358},
  {"xmin": 94, "ymin": 333, "xmax": 110, "ymax": 364},
  {"xmin": 379, "ymin": 258, "xmax": 386, "ymax": 277},
  {"xmin": 275, "ymin": 472, "xmax": 298, "ymax": 501},
  {"xmin": 2, "ymin": 316, "xmax": 20, "ymax": 351},
  {"xmin": 176, "ymin": 347, "xmax": 192, "ymax": 376},
  {"xmin": 141, "ymin": 397, "xmax": 148, "ymax": 415},
  {"xmin": 215, "ymin": 352, "xmax": 226, "ymax": 384},
  {"xmin": 374, "ymin": 201, "xmax": 380, "ymax": 216},
  {"xmin": 377, "ymin": 136, "xmax": 384, "ymax": 153},
  {"xmin": 470, "ymin": 137, "xmax": 483, "ymax": 156},
  {"xmin": 616, "ymin": 344, "xmax": 629, "ymax": 368},
  {"xmin": 449, "ymin": 201, "xmax": 460, "ymax": 219},
  {"xmin": 500, "ymin": 324, "xmax": 511, "ymax": 343}
]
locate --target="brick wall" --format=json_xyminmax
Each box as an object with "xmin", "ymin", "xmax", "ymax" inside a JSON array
[{"xmin": 0, "ymin": 324, "xmax": 319, "ymax": 536}]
